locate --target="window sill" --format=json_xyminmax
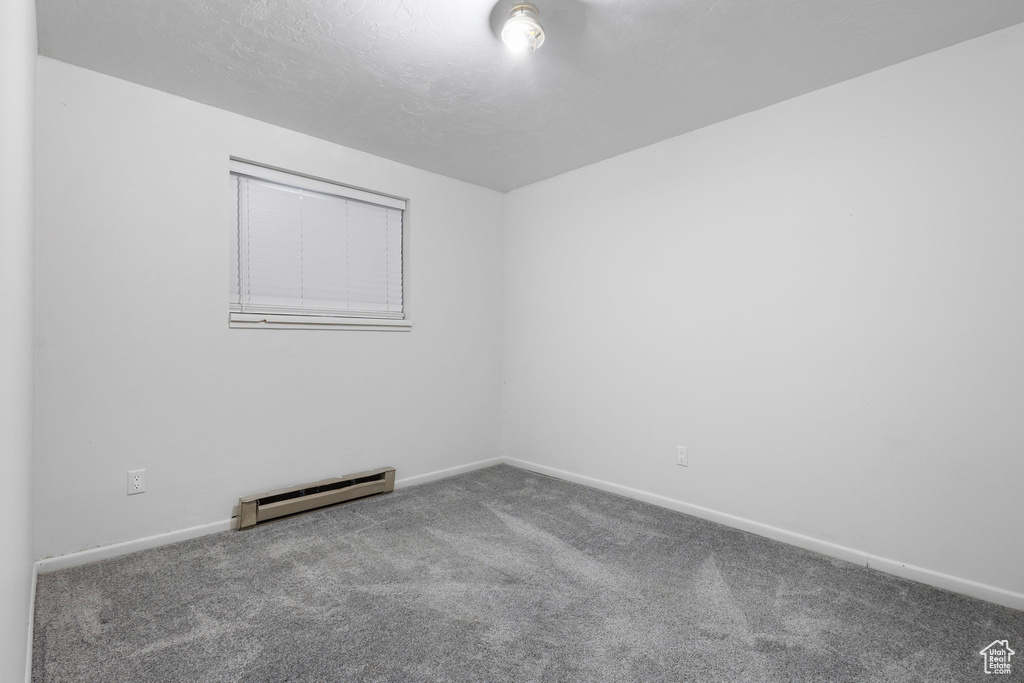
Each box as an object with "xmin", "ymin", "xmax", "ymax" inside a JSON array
[{"xmin": 229, "ymin": 313, "xmax": 412, "ymax": 331}]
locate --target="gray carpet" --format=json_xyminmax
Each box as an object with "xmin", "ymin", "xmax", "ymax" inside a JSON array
[{"xmin": 33, "ymin": 464, "xmax": 1022, "ymax": 682}]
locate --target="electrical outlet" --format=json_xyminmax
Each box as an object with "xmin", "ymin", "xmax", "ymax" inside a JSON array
[
  {"xmin": 676, "ymin": 446, "xmax": 688, "ymax": 467},
  {"xmin": 127, "ymin": 469, "xmax": 146, "ymax": 495}
]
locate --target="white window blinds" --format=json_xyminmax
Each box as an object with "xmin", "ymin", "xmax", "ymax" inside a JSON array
[{"xmin": 230, "ymin": 160, "xmax": 405, "ymax": 320}]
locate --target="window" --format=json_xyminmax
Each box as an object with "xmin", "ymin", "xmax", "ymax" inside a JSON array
[{"xmin": 229, "ymin": 160, "xmax": 409, "ymax": 330}]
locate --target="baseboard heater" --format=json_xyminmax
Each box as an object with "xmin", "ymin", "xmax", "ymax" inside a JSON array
[{"xmin": 234, "ymin": 466, "xmax": 395, "ymax": 530}]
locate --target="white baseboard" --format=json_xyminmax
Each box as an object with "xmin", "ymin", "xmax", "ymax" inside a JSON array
[
  {"xmin": 34, "ymin": 455, "xmax": 1022, "ymax": 612},
  {"xmin": 866, "ymin": 555, "xmax": 1024, "ymax": 611},
  {"xmin": 35, "ymin": 519, "xmax": 233, "ymax": 574},
  {"xmin": 33, "ymin": 457, "xmax": 505, "ymax": 574},
  {"xmin": 395, "ymin": 457, "xmax": 503, "ymax": 489},
  {"xmin": 25, "ymin": 561, "xmax": 38, "ymax": 683},
  {"xmin": 503, "ymin": 457, "xmax": 1024, "ymax": 612}
]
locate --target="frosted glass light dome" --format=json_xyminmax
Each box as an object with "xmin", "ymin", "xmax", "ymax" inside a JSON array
[{"xmin": 502, "ymin": 3, "xmax": 545, "ymax": 55}]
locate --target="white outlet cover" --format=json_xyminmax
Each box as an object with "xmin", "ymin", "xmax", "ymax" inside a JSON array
[
  {"xmin": 676, "ymin": 446, "xmax": 688, "ymax": 467},
  {"xmin": 127, "ymin": 469, "xmax": 146, "ymax": 495}
]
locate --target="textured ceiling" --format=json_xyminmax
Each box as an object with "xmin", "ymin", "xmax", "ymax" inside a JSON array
[{"xmin": 37, "ymin": 0, "xmax": 1024, "ymax": 191}]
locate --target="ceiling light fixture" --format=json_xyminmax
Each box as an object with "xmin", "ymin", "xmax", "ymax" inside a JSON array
[{"xmin": 502, "ymin": 3, "xmax": 545, "ymax": 55}]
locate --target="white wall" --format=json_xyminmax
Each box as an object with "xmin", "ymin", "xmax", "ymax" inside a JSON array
[
  {"xmin": 504, "ymin": 23, "xmax": 1024, "ymax": 596},
  {"xmin": 34, "ymin": 58, "xmax": 504, "ymax": 559},
  {"xmin": 0, "ymin": 0, "xmax": 36, "ymax": 678}
]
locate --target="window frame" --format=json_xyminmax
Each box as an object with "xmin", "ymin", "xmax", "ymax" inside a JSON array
[{"xmin": 228, "ymin": 159, "xmax": 412, "ymax": 331}]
